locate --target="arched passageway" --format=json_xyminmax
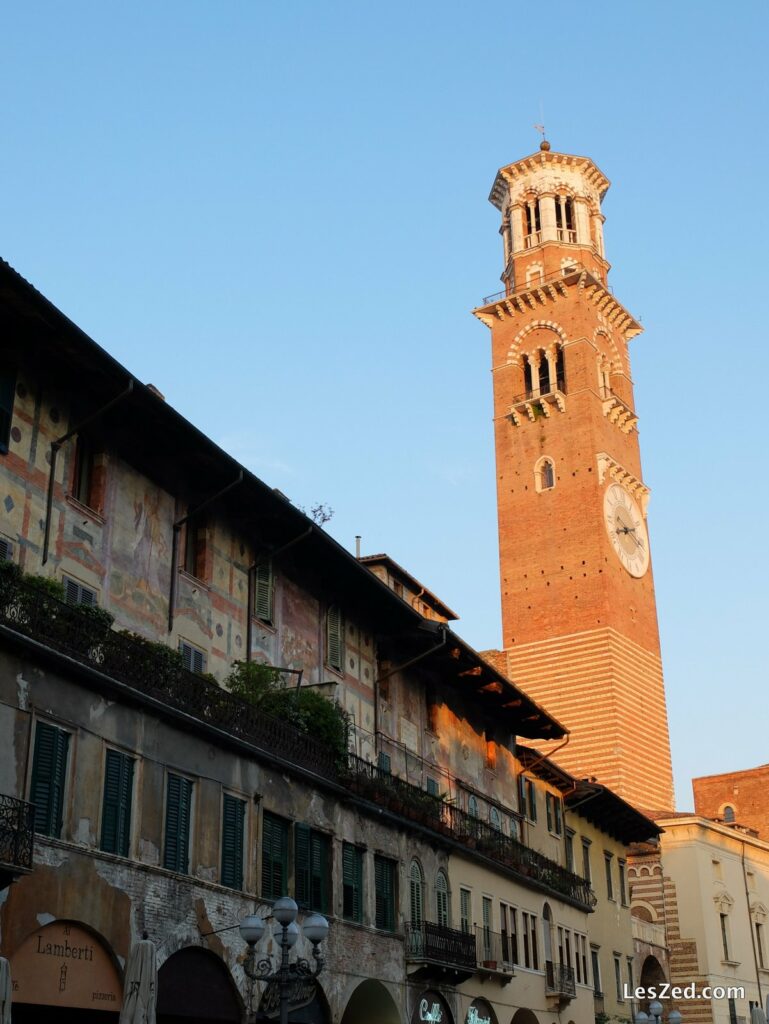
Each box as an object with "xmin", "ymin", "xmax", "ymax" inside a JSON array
[
  {"xmin": 639, "ymin": 955, "xmax": 667, "ymax": 1013},
  {"xmin": 257, "ymin": 978, "xmax": 330, "ymax": 1023},
  {"xmin": 157, "ymin": 946, "xmax": 242, "ymax": 1024},
  {"xmin": 341, "ymin": 979, "xmax": 400, "ymax": 1024},
  {"xmin": 511, "ymin": 1009, "xmax": 540, "ymax": 1024}
]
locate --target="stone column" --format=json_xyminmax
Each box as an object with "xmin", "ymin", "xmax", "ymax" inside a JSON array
[{"xmin": 539, "ymin": 193, "xmax": 557, "ymax": 243}]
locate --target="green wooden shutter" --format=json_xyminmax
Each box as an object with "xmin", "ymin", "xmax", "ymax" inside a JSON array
[
  {"xmin": 375, "ymin": 856, "xmax": 394, "ymax": 931},
  {"xmin": 326, "ymin": 605, "xmax": 343, "ymax": 671},
  {"xmin": 221, "ymin": 794, "xmax": 245, "ymax": 889},
  {"xmin": 528, "ymin": 780, "xmax": 537, "ymax": 822},
  {"xmin": 31, "ymin": 723, "xmax": 70, "ymax": 837},
  {"xmin": 253, "ymin": 560, "xmax": 273, "ymax": 622},
  {"xmin": 518, "ymin": 776, "xmax": 527, "ymax": 817},
  {"xmin": 262, "ymin": 812, "xmax": 288, "ymax": 899},
  {"xmin": 0, "ymin": 368, "xmax": 16, "ymax": 450},
  {"xmin": 426, "ymin": 777, "xmax": 439, "ymax": 797},
  {"xmin": 101, "ymin": 750, "xmax": 134, "ymax": 856},
  {"xmin": 409, "ymin": 862, "xmax": 423, "ymax": 925},
  {"xmin": 295, "ymin": 823, "xmax": 311, "ymax": 907},
  {"xmin": 546, "ymin": 793, "xmax": 553, "ymax": 832},
  {"xmin": 164, "ymin": 774, "xmax": 192, "ymax": 873},
  {"xmin": 310, "ymin": 831, "xmax": 329, "ymax": 913},
  {"xmin": 342, "ymin": 844, "xmax": 362, "ymax": 922}
]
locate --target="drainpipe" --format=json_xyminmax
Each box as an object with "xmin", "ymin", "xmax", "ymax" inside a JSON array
[{"xmin": 42, "ymin": 379, "xmax": 134, "ymax": 564}]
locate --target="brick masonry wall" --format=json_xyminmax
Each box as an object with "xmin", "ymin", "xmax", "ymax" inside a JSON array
[{"xmin": 692, "ymin": 767, "xmax": 769, "ymax": 839}]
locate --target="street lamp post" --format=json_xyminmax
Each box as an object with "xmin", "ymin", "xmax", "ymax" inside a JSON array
[
  {"xmin": 637, "ymin": 1000, "xmax": 683, "ymax": 1024},
  {"xmin": 239, "ymin": 897, "xmax": 329, "ymax": 1024}
]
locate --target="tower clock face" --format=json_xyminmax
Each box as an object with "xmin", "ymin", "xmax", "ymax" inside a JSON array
[{"xmin": 603, "ymin": 483, "xmax": 650, "ymax": 578}]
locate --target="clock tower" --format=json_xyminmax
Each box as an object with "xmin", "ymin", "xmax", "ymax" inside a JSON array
[{"xmin": 474, "ymin": 142, "xmax": 674, "ymax": 811}]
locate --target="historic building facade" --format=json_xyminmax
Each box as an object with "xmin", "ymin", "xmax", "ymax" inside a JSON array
[
  {"xmin": 473, "ymin": 142, "xmax": 674, "ymax": 812},
  {"xmin": 0, "ymin": 257, "xmax": 654, "ymax": 1024}
]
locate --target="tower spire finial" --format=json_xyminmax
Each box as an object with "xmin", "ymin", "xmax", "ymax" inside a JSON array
[{"xmin": 534, "ymin": 122, "xmax": 550, "ymax": 151}]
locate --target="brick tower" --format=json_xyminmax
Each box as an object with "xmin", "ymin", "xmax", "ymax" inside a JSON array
[{"xmin": 474, "ymin": 141, "xmax": 674, "ymax": 811}]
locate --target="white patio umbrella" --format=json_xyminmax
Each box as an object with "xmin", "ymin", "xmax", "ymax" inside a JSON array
[
  {"xmin": 119, "ymin": 934, "xmax": 157, "ymax": 1024},
  {"xmin": 0, "ymin": 957, "xmax": 11, "ymax": 1024}
]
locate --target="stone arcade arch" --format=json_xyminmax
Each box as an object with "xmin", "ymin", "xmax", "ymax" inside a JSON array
[
  {"xmin": 639, "ymin": 955, "xmax": 667, "ymax": 1013},
  {"xmin": 257, "ymin": 978, "xmax": 330, "ymax": 1024},
  {"xmin": 340, "ymin": 979, "xmax": 400, "ymax": 1024},
  {"xmin": 157, "ymin": 946, "xmax": 242, "ymax": 1024},
  {"xmin": 511, "ymin": 1008, "xmax": 539, "ymax": 1024}
]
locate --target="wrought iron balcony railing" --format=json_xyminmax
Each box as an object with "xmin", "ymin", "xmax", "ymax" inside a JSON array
[
  {"xmin": 546, "ymin": 960, "xmax": 577, "ymax": 998},
  {"xmin": 0, "ymin": 794, "xmax": 34, "ymax": 879},
  {"xmin": 405, "ymin": 920, "xmax": 478, "ymax": 972},
  {"xmin": 0, "ymin": 571, "xmax": 338, "ymax": 780},
  {"xmin": 475, "ymin": 925, "xmax": 515, "ymax": 974},
  {"xmin": 344, "ymin": 756, "xmax": 594, "ymax": 909}
]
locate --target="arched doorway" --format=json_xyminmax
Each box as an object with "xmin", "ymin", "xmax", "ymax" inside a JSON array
[
  {"xmin": 257, "ymin": 979, "xmax": 330, "ymax": 1023},
  {"xmin": 511, "ymin": 1009, "xmax": 539, "ymax": 1024},
  {"xmin": 639, "ymin": 955, "xmax": 667, "ymax": 1013},
  {"xmin": 10, "ymin": 919, "xmax": 122, "ymax": 1023},
  {"xmin": 341, "ymin": 980, "xmax": 400, "ymax": 1024},
  {"xmin": 157, "ymin": 947, "xmax": 242, "ymax": 1024}
]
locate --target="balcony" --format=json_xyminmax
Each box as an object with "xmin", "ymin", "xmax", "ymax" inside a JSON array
[
  {"xmin": 475, "ymin": 926, "xmax": 515, "ymax": 983},
  {"xmin": 0, "ymin": 569, "xmax": 339, "ymax": 781},
  {"xmin": 0, "ymin": 794, "xmax": 34, "ymax": 890},
  {"xmin": 405, "ymin": 920, "xmax": 478, "ymax": 984},
  {"xmin": 345, "ymin": 756, "xmax": 595, "ymax": 910},
  {"xmin": 546, "ymin": 960, "xmax": 576, "ymax": 1000},
  {"xmin": 508, "ymin": 381, "xmax": 566, "ymax": 426}
]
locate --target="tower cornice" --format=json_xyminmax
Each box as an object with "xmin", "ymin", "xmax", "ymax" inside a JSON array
[
  {"xmin": 489, "ymin": 150, "xmax": 611, "ymax": 209},
  {"xmin": 472, "ymin": 267, "xmax": 642, "ymax": 342}
]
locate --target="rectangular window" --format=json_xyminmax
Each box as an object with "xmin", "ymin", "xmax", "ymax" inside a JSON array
[
  {"xmin": 262, "ymin": 811, "xmax": 289, "ymax": 901},
  {"xmin": 720, "ymin": 913, "xmax": 730, "ymax": 960},
  {"xmin": 729, "ymin": 999, "xmax": 738, "ymax": 1024},
  {"xmin": 253, "ymin": 559, "xmax": 274, "ymax": 623},
  {"xmin": 295, "ymin": 825, "xmax": 330, "ymax": 914},
  {"xmin": 546, "ymin": 793, "xmax": 563, "ymax": 835},
  {"xmin": 72, "ymin": 435, "xmax": 94, "ymax": 507},
  {"xmin": 482, "ymin": 897, "xmax": 492, "ymax": 960},
  {"xmin": 374, "ymin": 855, "xmax": 396, "ymax": 931},
  {"xmin": 100, "ymin": 749, "xmax": 134, "ymax": 857},
  {"xmin": 179, "ymin": 640, "xmax": 206, "ymax": 675},
  {"xmin": 627, "ymin": 957, "xmax": 634, "ymax": 997},
  {"xmin": 63, "ymin": 575, "xmax": 97, "ymax": 608},
  {"xmin": 183, "ymin": 515, "xmax": 207, "ymax": 579},
  {"xmin": 326, "ymin": 605, "xmax": 344, "ymax": 671},
  {"xmin": 460, "ymin": 888, "xmax": 471, "ymax": 933},
  {"xmin": 530, "ymin": 913, "xmax": 539, "ymax": 970},
  {"xmin": 164, "ymin": 774, "xmax": 193, "ymax": 874},
  {"xmin": 582, "ymin": 839, "xmax": 592, "ymax": 883},
  {"xmin": 574, "ymin": 934, "xmax": 582, "ymax": 984},
  {"xmin": 342, "ymin": 843, "xmax": 363, "ymax": 923},
  {"xmin": 221, "ymin": 794, "xmax": 246, "ymax": 890},
  {"xmin": 581, "ymin": 936, "xmax": 588, "ymax": 985},
  {"xmin": 546, "ymin": 792, "xmax": 553, "ymax": 832},
  {"xmin": 605, "ymin": 853, "xmax": 614, "ymax": 899},
  {"xmin": 619, "ymin": 859, "xmax": 627, "ymax": 905},
  {"xmin": 614, "ymin": 955, "xmax": 623, "ymax": 1000},
  {"xmin": 591, "ymin": 947, "xmax": 602, "ymax": 995},
  {"xmin": 565, "ymin": 830, "xmax": 575, "ymax": 872},
  {"xmin": 377, "ymin": 751, "xmax": 391, "ymax": 775},
  {"xmin": 510, "ymin": 907, "xmax": 519, "ymax": 965},
  {"xmin": 526, "ymin": 779, "xmax": 537, "ymax": 823},
  {"xmin": 756, "ymin": 922, "xmax": 765, "ymax": 969},
  {"xmin": 30, "ymin": 722, "xmax": 70, "ymax": 837},
  {"xmin": 522, "ymin": 912, "xmax": 531, "ymax": 967},
  {"xmin": 426, "ymin": 777, "xmax": 439, "ymax": 797},
  {"xmin": 0, "ymin": 367, "xmax": 15, "ymax": 453}
]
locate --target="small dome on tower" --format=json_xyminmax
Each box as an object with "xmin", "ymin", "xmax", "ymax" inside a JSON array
[{"xmin": 540, "ymin": 139, "xmax": 551, "ymax": 151}]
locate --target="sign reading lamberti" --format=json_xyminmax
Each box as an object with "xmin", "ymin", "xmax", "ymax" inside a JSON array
[
  {"xmin": 11, "ymin": 920, "xmax": 123, "ymax": 1009},
  {"xmin": 411, "ymin": 989, "xmax": 454, "ymax": 1024}
]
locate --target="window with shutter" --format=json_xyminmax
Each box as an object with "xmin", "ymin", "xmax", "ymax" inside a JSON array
[
  {"xmin": 30, "ymin": 722, "xmax": 70, "ymax": 837},
  {"xmin": 0, "ymin": 538, "xmax": 12, "ymax": 562},
  {"xmin": 221, "ymin": 794, "xmax": 246, "ymax": 890},
  {"xmin": 164, "ymin": 773, "xmax": 193, "ymax": 874},
  {"xmin": 374, "ymin": 855, "xmax": 396, "ymax": 931},
  {"xmin": 546, "ymin": 793, "xmax": 553, "ymax": 832},
  {"xmin": 527, "ymin": 779, "xmax": 537, "ymax": 822},
  {"xmin": 482, "ymin": 896, "xmax": 492, "ymax": 959},
  {"xmin": 72, "ymin": 435, "xmax": 94, "ymax": 507},
  {"xmin": 179, "ymin": 640, "xmax": 206, "ymax": 675},
  {"xmin": 100, "ymin": 749, "xmax": 134, "ymax": 856},
  {"xmin": 426, "ymin": 777, "xmax": 439, "ymax": 797},
  {"xmin": 261, "ymin": 811, "xmax": 289, "ymax": 900},
  {"xmin": 326, "ymin": 605, "xmax": 344, "ymax": 671},
  {"xmin": 295, "ymin": 824, "xmax": 329, "ymax": 913},
  {"xmin": 377, "ymin": 751, "xmax": 391, "ymax": 775},
  {"xmin": 63, "ymin": 576, "xmax": 97, "ymax": 607},
  {"xmin": 342, "ymin": 843, "xmax": 363, "ymax": 923},
  {"xmin": 460, "ymin": 888, "xmax": 471, "ymax": 933},
  {"xmin": 436, "ymin": 870, "xmax": 449, "ymax": 927},
  {"xmin": 0, "ymin": 367, "xmax": 15, "ymax": 453},
  {"xmin": 253, "ymin": 560, "xmax": 274, "ymax": 623},
  {"xmin": 409, "ymin": 860, "xmax": 424, "ymax": 926}
]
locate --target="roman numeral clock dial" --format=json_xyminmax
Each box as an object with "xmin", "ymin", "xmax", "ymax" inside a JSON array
[{"xmin": 603, "ymin": 483, "xmax": 650, "ymax": 578}]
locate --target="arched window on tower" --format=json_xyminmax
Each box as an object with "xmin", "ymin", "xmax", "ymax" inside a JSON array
[
  {"xmin": 535, "ymin": 457, "xmax": 556, "ymax": 492},
  {"xmin": 538, "ymin": 349, "xmax": 551, "ymax": 395},
  {"xmin": 525, "ymin": 199, "xmax": 542, "ymax": 248},
  {"xmin": 556, "ymin": 195, "xmax": 576, "ymax": 243},
  {"xmin": 555, "ymin": 344, "xmax": 566, "ymax": 393},
  {"xmin": 523, "ymin": 354, "xmax": 534, "ymax": 398}
]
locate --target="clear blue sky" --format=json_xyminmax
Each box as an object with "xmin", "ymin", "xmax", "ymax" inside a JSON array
[{"xmin": 3, "ymin": 2, "xmax": 767, "ymax": 808}]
